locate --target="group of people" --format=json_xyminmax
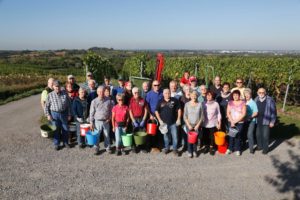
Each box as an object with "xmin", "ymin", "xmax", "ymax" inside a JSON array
[{"xmin": 41, "ymin": 71, "xmax": 277, "ymax": 158}]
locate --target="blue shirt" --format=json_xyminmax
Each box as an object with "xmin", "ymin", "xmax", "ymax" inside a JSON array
[
  {"xmin": 146, "ymin": 90, "xmax": 163, "ymax": 115},
  {"xmin": 112, "ymin": 86, "xmax": 124, "ymax": 97},
  {"xmin": 246, "ymin": 99, "xmax": 258, "ymax": 122}
]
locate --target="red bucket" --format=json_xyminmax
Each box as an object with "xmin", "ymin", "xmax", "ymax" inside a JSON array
[
  {"xmin": 218, "ymin": 142, "xmax": 228, "ymax": 154},
  {"xmin": 146, "ymin": 119, "xmax": 158, "ymax": 136},
  {"xmin": 80, "ymin": 123, "xmax": 90, "ymax": 136},
  {"xmin": 188, "ymin": 131, "xmax": 198, "ymax": 144}
]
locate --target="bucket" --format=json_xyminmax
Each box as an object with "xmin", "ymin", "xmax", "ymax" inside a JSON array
[
  {"xmin": 214, "ymin": 131, "xmax": 226, "ymax": 146},
  {"xmin": 85, "ymin": 130, "xmax": 99, "ymax": 146},
  {"xmin": 40, "ymin": 124, "xmax": 56, "ymax": 138},
  {"xmin": 80, "ymin": 123, "xmax": 90, "ymax": 136},
  {"xmin": 133, "ymin": 131, "xmax": 147, "ymax": 145},
  {"xmin": 187, "ymin": 131, "xmax": 198, "ymax": 144},
  {"xmin": 218, "ymin": 141, "xmax": 228, "ymax": 154},
  {"xmin": 146, "ymin": 119, "xmax": 158, "ymax": 135},
  {"xmin": 121, "ymin": 133, "xmax": 133, "ymax": 147}
]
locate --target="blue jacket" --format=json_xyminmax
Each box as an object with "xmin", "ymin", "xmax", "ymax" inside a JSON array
[
  {"xmin": 254, "ymin": 96, "xmax": 277, "ymax": 125},
  {"xmin": 146, "ymin": 89, "xmax": 163, "ymax": 115}
]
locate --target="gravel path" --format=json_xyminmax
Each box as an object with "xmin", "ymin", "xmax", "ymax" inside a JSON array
[{"xmin": 0, "ymin": 95, "xmax": 299, "ymax": 200}]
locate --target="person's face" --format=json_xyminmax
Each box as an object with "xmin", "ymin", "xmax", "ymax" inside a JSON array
[
  {"xmin": 142, "ymin": 83, "xmax": 149, "ymax": 92},
  {"xmin": 133, "ymin": 90, "xmax": 139, "ymax": 98},
  {"xmin": 53, "ymin": 85, "xmax": 60, "ymax": 93},
  {"xmin": 87, "ymin": 75, "xmax": 92, "ymax": 80},
  {"xmin": 183, "ymin": 87, "xmax": 190, "ymax": 97},
  {"xmin": 48, "ymin": 80, "xmax": 54, "ymax": 89},
  {"xmin": 245, "ymin": 92, "xmax": 251, "ymax": 101},
  {"xmin": 97, "ymin": 88, "xmax": 104, "ymax": 98},
  {"xmin": 88, "ymin": 82, "xmax": 95, "ymax": 90},
  {"xmin": 207, "ymin": 93, "xmax": 213, "ymax": 101},
  {"xmin": 152, "ymin": 81, "xmax": 160, "ymax": 92},
  {"xmin": 104, "ymin": 89, "xmax": 110, "ymax": 97},
  {"xmin": 163, "ymin": 90, "xmax": 171, "ymax": 100},
  {"xmin": 190, "ymin": 80, "xmax": 197, "ymax": 87},
  {"xmin": 233, "ymin": 93, "xmax": 240, "ymax": 101},
  {"xmin": 222, "ymin": 84, "xmax": 230, "ymax": 93},
  {"xmin": 184, "ymin": 72, "xmax": 189, "ymax": 79},
  {"xmin": 236, "ymin": 79, "xmax": 243, "ymax": 88},
  {"xmin": 66, "ymin": 84, "xmax": 72, "ymax": 92},
  {"xmin": 215, "ymin": 77, "xmax": 221, "ymax": 86},
  {"xmin": 200, "ymin": 87, "xmax": 207, "ymax": 95},
  {"xmin": 68, "ymin": 78, "xmax": 75, "ymax": 84},
  {"xmin": 79, "ymin": 90, "xmax": 86, "ymax": 99},
  {"xmin": 257, "ymin": 89, "xmax": 266, "ymax": 98},
  {"xmin": 104, "ymin": 78, "xmax": 109, "ymax": 85},
  {"xmin": 117, "ymin": 97, "xmax": 124, "ymax": 105},
  {"xmin": 170, "ymin": 83, "xmax": 177, "ymax": 92},
  {"xmin": 118, "ymin": 80, "xmax": 124, "ymax": 87},
  {"xmin": 190, "ymin": 93, "xmax": 197, "ymax": 102},
  {"xmin": 126, "ymin": 83, "xmax": 132, "ymax": 90}
]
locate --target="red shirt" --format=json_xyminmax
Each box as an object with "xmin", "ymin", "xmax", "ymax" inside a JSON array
[
  {"xmin": 180, "ymin": 77, "xmax": 190, "ymax": 85},
  {"xmin": 112, "ymin": 105, "xmax": 129, "ymax": 126},
  {"xmin": 129, "ymin": 97, "xmax": 146, "ymax": 118}
]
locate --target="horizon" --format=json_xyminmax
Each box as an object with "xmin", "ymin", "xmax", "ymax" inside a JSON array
[{"xmin": 1, "ymin": 0, "xmax": 300, "ymax": 51}]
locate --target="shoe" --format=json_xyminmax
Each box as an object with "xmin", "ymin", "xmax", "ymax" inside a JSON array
[
  {"xmin": 116, "ymin": 150, "xmax": 122, "ymax": 156},
  {"xmin": 262, "ymin": 151, "xmax": 268, "ymax": 155},
  {"xmin": 173, "ymin": 150, "xmax": 179, "ymax": 157},
  {"xmin": 78, "ymin": 144, "xmax": 84, "ymax": 149},
  {"xmin": 163, "ymin": 148, "xmax": 170, "ymax": 154},
  {"xmin": 106, "ymin": 148, "xmax": 112, "ymax": 154},
  {"xmin": 194, "ymin": 151, "xmax": 199, "ymax": 158},
  {"xmin": 132, "ymin": 146, "xmax": 138, "ymax": 154},
  {"xmin": 141, "ymin": 149, "xmax": 148, "ymax": 154},
  {"xmin": 63, "ymin": 144, "xmax": 71, "ymax": 149},
  {"xmin": 188, "ymin": 153, "xmax": 193, "ymax": 158},
  {"xmin": 94, "ymin": 148, "xmax": 100, "ymax": 155},
  {"xmin": 54, "ymin": 145, "xmax": 59, "ymax": 151},
  {"xmin": 209, "ymin": 147, "xmax": 215, "ymax": 156},
  {"xmin": 225, "ymin": 149, "xmax": 231, "ymax": 155},
  {"xmin": 256, "ymin": 147, "xmax": 262, "ymax": 151},
  {"xmin": 236, "ymin": 151, "xmax": 241, "ymax": 156},
  {"xmin": 150, "ymin": 148, "xmax": 160, "ymax": 153},
  {"xmin": 249, "ymin": 150, "xmax": 254, "ymax": 154},
  {"xmin": 203, "ymin": 146, "xmax": 209, "ymax": 154}
]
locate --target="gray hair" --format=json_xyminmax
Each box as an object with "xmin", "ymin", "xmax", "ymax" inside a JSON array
[
  {"xmin": 244, "ymin": 88, "xmax": 252, "ymax": 96},
  {"xmin": 97, "ymin": 85, "xmax": 104, "ymax": 92},
  {"xmin": 116, "ymin": 93, "xmax": 125, "ymax": 100},
  {"xmin": 88, "ymin": 79, "xmax": 96, "ymax": 84},
  {"xmin": 132, "ymin": 87, "xmax": 139, "ymax": 93}
]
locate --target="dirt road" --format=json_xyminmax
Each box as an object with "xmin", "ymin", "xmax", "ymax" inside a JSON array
[{"xmin": 0, "ymin": 95, "xmax": 299, "ymax": 200}]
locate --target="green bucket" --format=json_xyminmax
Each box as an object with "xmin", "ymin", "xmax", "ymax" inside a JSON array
[
  {"xmin": 134, "ymin": 131, "xmax": 147, "ymax": 145},
  {"xmin": 121, "ymin": 133, "xmax": 133, "ymax": 147}
]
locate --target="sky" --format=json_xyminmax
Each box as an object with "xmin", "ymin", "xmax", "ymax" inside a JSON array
[{"xmin": 0, "ymin": 0, "xmax": 300, "ymax": 50}]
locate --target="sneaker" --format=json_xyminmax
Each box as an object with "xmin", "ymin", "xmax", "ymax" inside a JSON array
[
  {"xmin": 194, "ymin": 151, "xmax": 199, "ymax": 158},
  {"xmin": 106, "ymin": 148, "xmax": 112, "ymax": 154},
  {"xmin": 163, "ymin": 148, "xmax": 170, "ymax": 154},
  {"xmin": 249, "ymin": 150, "xmax": 254, "ymax": 154},
  {"xmin": 63, "ymin": 144, "xmax": 71, "ymax": 149},
  {"xmin": 203, "ymin": 146, "xmax": 209, "ymax": 154},
  {"xmin": 141, "ymin": 149, "xmax": 148, "ymax": 154},
  {"xmin": 225, "ymin": 149, "xmax": 231, "ymax": 155},
  {"xmin": 188, "ymin": 153, "xmax": 193, "ymax": 158},
  {"xmin": 116, "ymin": 150, "xmax": 122, "ymax": 156},
  {"xmin": 54, "ymin": 145, "xmax": 60, "ymax": 151},
  {"xmin": 94, "ymin": 148, "xmax": 100, "ymax": 156},
  {"xmin": 262, "ymin": 151, "xmax": 268, "ymax": 155},
  {"xmin": 132, "ymin": 146, "xmax": 138, "ymax": 154},
  {"xmin": 78, "ymin": 144, "xmax": 84, "ymax": 149},
  {"xmin": 236, "ymin": 151, "xmax": 241, "ymax": 156},
  {"xmin": 209, "ymin": 147, "xmax": 215, "ymax": 156}
]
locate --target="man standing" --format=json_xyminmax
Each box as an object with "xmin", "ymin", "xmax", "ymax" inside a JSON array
[
  {"xmin": 140, "ymin": 81, "xmax": 150, "ymax": 99},
  {"xmin": 41, "ymin": 77, "xmax": 54, "ymax": 110},
  {"xmin": 155, "ymin": 89, "xmax": 182, "ymax": 156},
  {"xmin": 67, "ymin": 74, "xmax": 80, "ymax": 92},
  {"xmin": 169, "ymin": 80, "xmax": 182, "ymax": 100},
  {"xmin": 45, "ymin": 80, "xmax": 72, "ymax": 150},
  {"xmin": 90, "ymin": 86, "xmax": 114, "ymax": 155},
  {"xmin": 210, "ymin": 76, "xmax": 222, "ymax": 97},
  {"xmin": 254, "ymin": 87, "xmax": 277, "ymax": 154}
]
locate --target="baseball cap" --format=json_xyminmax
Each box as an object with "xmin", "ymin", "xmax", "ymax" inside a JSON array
[{"xmin": 189, "ymin": 76, "xmax": 197, "ymax": 82}]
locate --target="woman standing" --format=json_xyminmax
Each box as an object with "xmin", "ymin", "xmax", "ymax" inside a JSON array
[
  {"xmin": 183, "ymin": 91, "xmax": 204, "ymax": 158},
  {"xmin": 216, "ymin": 82, "xmax": 231, "ymax": 132},
  {"xmin": 226, "ymin": 90, "xmax": 246, "ymax": 156},
  {"xmin": 112, "ymin": 93, "xmax": 130, "ymax": 156},
  {"xmin": 202, "ymin": 91, "xmax": 222, "ymax": 155},
  {"xmin": 244, "ymin": 88, "xmax": 258, "ymax": 154}
]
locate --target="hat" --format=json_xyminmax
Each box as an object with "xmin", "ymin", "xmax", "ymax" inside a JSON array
[
  {"xmin": 67, "ymin": 75, "xmax": 74, "ymax": 79},
  {"xmin": 189, "ymin": 76, "xmax": 197, "ymax": 82},
  {"xmin": 53, "ymin": 80, "xmax": 60, "ymax": 86},
  {"xmin": 86, "ymin": 72, "xmax": 92, "ymax": 76}
]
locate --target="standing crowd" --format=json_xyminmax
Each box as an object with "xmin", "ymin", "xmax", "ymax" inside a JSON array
[{"xmin": 41, "ymin": 71, "xmax": 277, "ymax": 157}]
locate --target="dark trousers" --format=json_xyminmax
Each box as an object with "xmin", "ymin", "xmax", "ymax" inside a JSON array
[
  {"xmin": 256, "ymin": 124, "xmax": 270, "ymax": 153},
  {"xmin": 202, "ymin": 127, "xmax": 216, "ymax": 147},
  {"xmin": 228, "ymin": 123, "xmax": 244, "ymax": 152}
]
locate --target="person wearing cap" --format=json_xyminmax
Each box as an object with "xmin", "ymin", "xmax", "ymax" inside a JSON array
[
  {"xmin": 41, "ymin": 78, "xmax": 54, "ymax": 110},
  {"xmin": 112, "ymin": 76, "xmax": 125, "ymax": 101},
  {"xmin": 210, "ymin": 76, "xmax": 222, "ymax": 97},
  {"xmin": 180, "ymin": 71, "xmax": 190, "ymax": 88},
  {"xmin": 155, "ymin": 88, "xmax": 182, "ymax": 156},
  {"xmin": 45, "ymin": 80, "xmax": 72, "ymax": 150},
  {"xmin": 169, "ymin": 80, "xmax": 182, "ymax": 100},
  {"xmin": 140, "ymin": 81, "xmax": 150, "ymax": 99},
  {"xmin": 231, "ymin": 78, "xmax": 246, "ymax": 100},
  {"xmin": 145, "ymin": 80, "xmax": 163, "ymax": 153},
  {"xmin": 129, "ymin": 87, "xmax": 148, "ymax": 153},
  {"xmin": 89, "ymin": 86, "xmax": 114, "ymax": 155},
  {"xmin": 67, "ymin": 75, "xmax": 80, "ymax": 92},
  {"xmin": 124, "ymin": 81, "xmax": 133, "ymax": 106},
  {"xmin": 189, "ymin": 76, "xmax": 201, "ymax": 96}
]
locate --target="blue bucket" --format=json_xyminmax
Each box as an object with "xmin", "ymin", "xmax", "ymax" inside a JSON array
[{"xmin": 85, "ymin": 130, "xmax": 99, "ymax": 146}]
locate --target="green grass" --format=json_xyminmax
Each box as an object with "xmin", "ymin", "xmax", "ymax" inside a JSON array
[{"xmin": 0, "ymin": 88, "xmax": 43, "ymax": 105}]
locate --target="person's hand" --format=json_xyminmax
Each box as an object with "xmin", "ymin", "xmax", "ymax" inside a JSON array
[
  {"xmin": 76, "ymin": 117, "xmax": 83, "ymax": 123},
  {"xmin": 176, "ymin": 119, "xmax": 181, "ymax": 126},
  {"xmin": 124, "ymin": 127, "xmax": 127, "ymax": 132},
  {"xmin": 140, "ymin": 120, "xmax": 145, "ymax": 127},
  {"xmin": 231, "ymin": 122, "xmax": 235, "ymax": 127},
  {"xmin": 159, "ymin": 120, "xmax": 164, "ymax": 125},
  {"xmin": 68, "ymin": 116, "xmax": 72, "ymax": 121},
  {"xmin": 133, "ymin": 121, "xmax": 139, "ymax": 128},
  {"xmin": 150, "ymin": 115, "xmax": 154, "ymax": 120},
  {"xmin": 269, "ymin": 123, "xmax": 274, "ymax": 128},
  {"xmin": 112, "ymin": 127, "xmax": 115, "ymax": 132},
  {"xmin": 194, "ymin": 125, "xmax": 199, "ymax": 131},
  {"xmin": 217, "ymin": 124, "xmax": 221, "ymax": 130},
  {"xmin": 90, "ymin": 123, "xmax": 95, "ymax": 131},
  {"xmin": 86, "ymin": 118, "xmax": 90, "ymax": 123},
  {"xmin": 47, "ymin": 115, "xmax": 52, "ymax": 121}
]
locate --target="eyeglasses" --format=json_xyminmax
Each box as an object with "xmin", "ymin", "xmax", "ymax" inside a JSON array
[
  {"xmin": 133, "ymin": 92, "xmax": 139, "ymax": 94},
  {"xmin": 258, "ymin": 92, "xmax": 265, "ymax": 94},
  {"xmin": 153, "ymin": 84, "xmax": 160, "ymax": 87},
  {"xmin": 236, "ymin": 81, "xmax": 242, "ymax": 84},
  {"xmin": 117, "ymin": 99, "xmax": 123, "ymax": 101}
]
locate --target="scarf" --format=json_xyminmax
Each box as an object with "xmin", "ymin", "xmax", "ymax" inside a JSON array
[{"xmin": 259, "ymin": 96, "xmax": 267, "ymax": 102}]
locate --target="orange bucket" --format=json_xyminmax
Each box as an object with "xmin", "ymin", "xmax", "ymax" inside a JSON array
[{"xmin": 214, "ymin": 131, "xmax": 226, "ymax": 146}]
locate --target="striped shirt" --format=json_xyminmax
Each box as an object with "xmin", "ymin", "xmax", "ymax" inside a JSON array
[{"xmin": 44, "ymin": 90, "xmax": 71, "ymax": 116}]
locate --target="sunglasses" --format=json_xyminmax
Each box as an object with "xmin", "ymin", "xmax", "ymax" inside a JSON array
[
  {"xmin": 258, "ymin": 92, "xmax": 265, "ymax": 94},
  {"xmin": 236, "ymin": 81, "xmax": 242, "ymax": 84},
  {"xmin": 153, "ymin": 84, "xmax": 160, "ymax": 87},
  {"xmin": 117, "ymin": 99, "xmax": 123, "ymax": 101}
]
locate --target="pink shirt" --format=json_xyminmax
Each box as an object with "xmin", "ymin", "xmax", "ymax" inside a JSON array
[
  {"xmin": 202, "ymin": 101, "xmax": 221, "ymax": 128},
  {"xmin": 112, "ymin": 105, "xmax": 129, "ymax": 126},
  {"xmin": 228, "ymin": 100, "xmax": 245, "ymax": 123}
]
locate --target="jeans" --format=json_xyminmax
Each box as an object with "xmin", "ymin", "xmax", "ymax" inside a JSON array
[
  {"xmin": 163, "ymin": 124, "xmax": 178, "ymax": 151},
  {"xmin": 228, "ymin": 123, "xmax": 244, "ymax": 152},
  {"xmin": 75, "ymin": 121, "xmax": 84, "ymax": 145},
  {"xmin": 115, "ymin": 126, "xmax": 126, "ymax": 149},
  {"xmin": 256, "ymin": 124, "xmax": 270, "ymax": 153},
  {"xmin": 94, "ymin": 120, "xmax": 111, "ymax": 149},
  {"xmin": 51, "ymin": 111, "xmax": 69, "ymax": 146},
  {"xmin": 245, "ymin": 121, "xmax": 256, "ymax": 152},
  {"xmin": 183, "ymin": 125, "xmax": 198, "ymax": 154}
]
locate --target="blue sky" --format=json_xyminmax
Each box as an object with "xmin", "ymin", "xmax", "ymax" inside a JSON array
[{"xmin": 0, "ymin": 0, "xmax": 300, "ymax": 50}]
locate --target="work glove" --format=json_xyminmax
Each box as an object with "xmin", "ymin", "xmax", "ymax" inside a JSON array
[
  {"xmin": 76, "ymin": 117, "xmax": 83, "ymax": 123},
  {"xmin": 140, "ymin": 120, "xmax": 145, "ymax": 128},
  {"xmin": 133, "ymin": 121, "xmax": 139, "ymax": 128},
  {"xmin": 159, "ymin": 120, "xmax": 164, "ymax": 125}
]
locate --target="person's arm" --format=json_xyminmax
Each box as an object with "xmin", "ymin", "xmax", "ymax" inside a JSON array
[
  {"xmin": 234, "ymin": 103, "xmax": 246, "ymax": 124},
  {"xmin": 269, "ymin": 98, "xmax": 277, "ymax": 127},
  {"xmin": 227, "ymin": 103, "xmax": 234, "ymax": 127},
  {"xmin": 45, "ymin": 95, "xmax": 52, "ymax": 121},
  {"xmin": 124, "ymin": 109, "xmax": 130, "ymax": 131},
  {"xmin": 155, "ymin": 111, "xmax": 163, "ymax": 125},
  {"xmin": 89, "ymin": 100, "xmax": 96, "ymax": 130},
  {"xmin": 183, "ymin": 105, "xmax": 193, "ymax": 130},
  {"xmin": 216, "ymin": 103, "xmax": 222, "ymax": 130},
  {"xmin": 111, "ymin": 111, "xmax": 116, "ymax": 132}
]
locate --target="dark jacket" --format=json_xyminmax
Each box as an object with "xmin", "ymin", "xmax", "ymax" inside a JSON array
[
  {"xmin": 72, "ymin": 97, "xmax": 88, "ymax": 119},
  {"xmin": 254, "ymin": 96, "xmax": 277, "ymax": 125}
]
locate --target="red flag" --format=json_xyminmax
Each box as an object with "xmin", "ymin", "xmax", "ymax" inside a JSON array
[{"xmin": 155, "ymin": 53, "xmax": 164, "ymax": 82}]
